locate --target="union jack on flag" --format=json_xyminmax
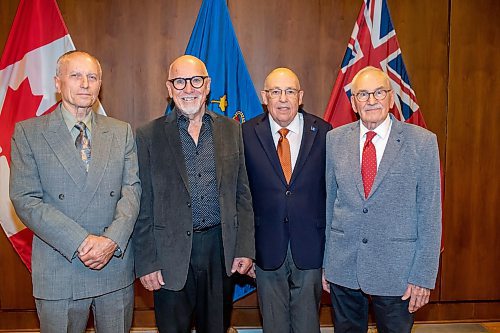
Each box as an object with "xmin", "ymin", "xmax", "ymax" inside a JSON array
[{"xmin": 324, "ymin": 0, "xmax": 427, "ymax": 128}]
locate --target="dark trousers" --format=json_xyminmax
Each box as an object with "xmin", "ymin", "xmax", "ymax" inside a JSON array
[
  {"xmin": 256, "ymin": 246, "xmax": 323, "ymax": 333},
  {"xmin": 330, "ymin": 283, "xmax": 414, "ymax": 333},
  {"xmin": 154, "ymin": 225, "xmax": 233, "ymax": 333}
]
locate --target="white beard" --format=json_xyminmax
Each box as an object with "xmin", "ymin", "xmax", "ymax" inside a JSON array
[{"xmin": 176, "ymin": 95, "xmax": 205, "ymax": 116}]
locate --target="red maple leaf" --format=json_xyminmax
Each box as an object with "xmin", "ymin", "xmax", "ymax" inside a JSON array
[{"xmin": 0, "ymin": 78, "xmax": 44, "ymax": 165}]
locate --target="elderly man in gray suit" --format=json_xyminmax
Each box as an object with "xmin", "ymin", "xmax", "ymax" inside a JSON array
[
  {"xmin": 133, "ymin": 55, "xmax": 254, "ymax": 333},
  {"xmin": 322, "ymin": 66, "xmax": 441, "ymax": 333},
  {"xmin": 10, "ymin": 51, "xmax": 141, "ymax": 333}
]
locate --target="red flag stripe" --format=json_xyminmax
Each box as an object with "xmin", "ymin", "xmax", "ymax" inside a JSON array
[
  {"xmin": 9, "ymin": 228, "xmax": 34, "ymax": 271},
  {"xmin": 0, "ymin": 0, "xmax": 68, "ymax": 70}
]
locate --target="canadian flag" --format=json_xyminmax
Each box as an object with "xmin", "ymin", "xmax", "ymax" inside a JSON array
[{"xmin": 0, "ymin": 0, "xmax": 103, "ymax": 270}]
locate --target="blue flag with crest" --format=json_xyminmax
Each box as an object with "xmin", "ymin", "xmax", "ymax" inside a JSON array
[
  {"xmin": 184, "ymin": 0, "xmax": 260, "ymax": 301},
  {"xmin": 184, "ymin": 0, "xmax": 263, "ymax": 123}
]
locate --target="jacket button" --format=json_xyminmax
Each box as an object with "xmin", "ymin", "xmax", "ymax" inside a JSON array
[
  {"xmin": 110, "ymin": 191, "xmax": 115, "ymax": 197},
  {"xmin": 363, "ymin": 208, "xmax": 368, "ymax": 213},
  {"xmin": 285, "ymin": 190, "xmax": 291, "ymax": 196},
  {"xmin": 362, "ymin": 238, "xmax": 368, "ymax": 244},
  {"xmin": 187, "ymin": 202, "xmax": 191, "ymax": 208},
  {"xmin": 284, "ymin": 217, "xmax": 289, "ymax": 223},
  {"xmin": 58, "ymin": 194, "xmax": 64, "ymax": 200},
  {"xmin": 187, "ymin": 231, "xmax": 191, "ymax": 236}
]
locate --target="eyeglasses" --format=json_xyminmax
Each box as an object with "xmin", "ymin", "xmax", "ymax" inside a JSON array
[
  {"xmin": 264, "ymin": 88, "xmax": 300, "ymax": 99},
  {"xmin": 353, "ymin": 89, "xmax": 392, "ymax": 102},
  {"xmin": 168, "ymin": 76, "xmax": 208, "ymax": 90}
]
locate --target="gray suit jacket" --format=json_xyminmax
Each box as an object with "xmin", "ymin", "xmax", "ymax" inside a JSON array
[
  {"xmin": 133, "ymin": 110, "xmax": 255, "ymax": 291},
  {"xmin": 10, "ymin": 106, "xmax": 141, "ymax": 300},
  {"xmin": 323, "ymin": 115, "xmax": 441, "ymax": 296}
]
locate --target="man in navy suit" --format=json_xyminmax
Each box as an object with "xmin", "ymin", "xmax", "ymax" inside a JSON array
[
  {"xmin": 323, "ymin": 66, "xmax": 442, "ymax": 333},
  {"xmin": 243, "ymin": 68, "xmax": 332, "ymax": 333}
]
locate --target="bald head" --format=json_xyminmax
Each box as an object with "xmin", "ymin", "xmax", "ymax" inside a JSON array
[
  {"xmin": 166, "ymin": 55, "xmax": 211, "ymax": 119},
  {"xmin": 350, "ymin": 66, "xmax": 390, "ymax": 93},
  {"xmin": 261, "ymin": 67, "xmax": 303, "ymax": 127},
  {"xmin": 168, "ymin": 55, "xmax": 208, "ymax": 80},
  {"xmin": 264, "ymin": 67, "xmax": 301, "ymax": 91},
  {"xmin": 349, "ymin": 66, "xmax": 394, "ymax": 130}
]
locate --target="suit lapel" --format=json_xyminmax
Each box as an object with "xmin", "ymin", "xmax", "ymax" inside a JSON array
[
  {"xmin": 369, "ymin": 117, "xmax": 404, "ymax": 198},
  {"xmin": 42, "ymin": 107, "xmax": 87, "ymax": 188},
  {"xmin": 254, "ymin": 114, "xmax": 287, "ymax": 186},
  {"xmin": 211, "ymin": 112, "xmax": 224, "ymax": 190},
  {"xmin": 164, "ymin": 111, "xmax": 190, "ymax": 193},
  {"xmin": 81, "ymin": 114, "xmax": 112, "ymax": 199},
  {"xmin": 345, "ymin": 122, "xmax": 365, "ymax": 199},
  {"xmin": 290, "ymin": 112, "xmax": 318, "ymax": 185}
]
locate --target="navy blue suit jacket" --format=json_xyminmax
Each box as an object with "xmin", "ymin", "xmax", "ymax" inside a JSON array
[{"xmin": 242, "ymin": 110, "xmax": 332, "ymax": 270}]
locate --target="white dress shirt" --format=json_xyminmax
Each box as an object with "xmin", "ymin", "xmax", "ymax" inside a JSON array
[
  {"xmin": 359, "ymin": 115, "xmax": 393, "ymax": 169},
  {"xmin": 269, "ymin": 112, "xmax": 304, "ymax": 172}
]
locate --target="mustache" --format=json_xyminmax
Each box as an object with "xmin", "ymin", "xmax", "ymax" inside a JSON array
[{"xmin": 363, "ymin": 103, "xmax": 383, "ymax": 111}]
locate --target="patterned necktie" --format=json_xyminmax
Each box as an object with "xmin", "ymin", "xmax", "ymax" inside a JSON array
[
  {"xmin": 277, "ymin": 128, "xmax": 292, "ymax": 184},
  {"xmin": 361, "ymin": 131, "xmax": 377, "ymax": 198},
  {"xmin": 74, "ymin": 122, "xmax": 91, "ymax": 171}
]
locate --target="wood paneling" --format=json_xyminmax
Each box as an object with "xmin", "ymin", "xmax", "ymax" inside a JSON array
[
  {"xmin": 386, "ymin": 0, "xmax": 450, "ymax": 158},
  {"xmin": 0, "ymin": 0, "xmax": 498, "ymax": 329},
  {"xmin": 56, "ymin": 0, "xmax": 203, "ymax": 129},
  {"xmin": 441, "ymin": 0, "xmax": 500, "ymax": 301}
]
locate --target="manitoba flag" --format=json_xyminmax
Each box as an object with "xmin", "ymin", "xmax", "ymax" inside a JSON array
[
  {"xmin": 323, "ymin": 0, "xmax": 427, "ymax": 129},
  {"xmin": 0, "ymin": 0, "xmax": 100, "ymax": 271},
  {"xmin": 323, "ymin": 0, "xmax": 443, "ymax": 250}
]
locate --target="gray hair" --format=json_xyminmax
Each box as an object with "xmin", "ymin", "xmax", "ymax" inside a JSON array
[{"xmin": 55, "ymin": 50, "xmax": 102, "ymax": 77}]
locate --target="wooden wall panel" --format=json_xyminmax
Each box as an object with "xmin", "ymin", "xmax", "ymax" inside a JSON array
[
  {"xmin": 441, "ymin": 0, "xmax": 500, "ymax": 301},
  {"xmin": 56, "ymin": 0, "xmax": 203, "ymax": 129},
  {"xmin": 0, "ymin": 0, "xmax": 498, "ymax": 328},
  {"xmin": 386, "ymin": 0, "xmax": 449, "ymax": 160}
]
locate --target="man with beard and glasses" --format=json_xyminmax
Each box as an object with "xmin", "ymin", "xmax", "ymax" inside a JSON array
[
  {"xmin": 133, "ymin": 55, "xmax": 255, "ymax": 333},
  {"xmin": 322, "ymin": 66, "xmax": 442, "ymax": 333}
]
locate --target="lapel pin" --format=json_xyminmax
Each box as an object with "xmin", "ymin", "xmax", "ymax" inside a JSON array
[{"xmin": 311, "ymin": 126, "xmax": 317, "ymax": 132}]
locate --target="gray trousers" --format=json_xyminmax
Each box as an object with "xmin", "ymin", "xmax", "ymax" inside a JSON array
[
  {"xmin": 256, "ymin": 246, "xmax": 322, "ymax": 333},
  {"xmin": 35, "ymin": 283, "xmax": 134, "ymax": 333}
]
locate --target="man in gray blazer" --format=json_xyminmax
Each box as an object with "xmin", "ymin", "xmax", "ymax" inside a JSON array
[
  {"xmin": 133, "ymin": 55, "xmax": 255, "ymax": 333},
  {"xmin": 10, "ymin": 51, "xmax": 141, "ymax": 332},
  {"xmin": 323, "ymin": 66, "xmax": 441, "ymax": 333}
]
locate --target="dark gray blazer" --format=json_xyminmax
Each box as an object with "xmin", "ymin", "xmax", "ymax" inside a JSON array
[
  {"xmin": 133, "ymin": 110, "xmax": 255, "ymax": 291},
  {"xmin": 323, "ymin": 115, "xmax": 442, "ymax": 296},
  {"xmin": 9, "ymin": 107, "xmax": 141, "ymax": 300}
]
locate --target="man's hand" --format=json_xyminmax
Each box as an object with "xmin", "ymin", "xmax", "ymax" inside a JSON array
[
  {"xmin": 402, "ymin": 283, "xmax": 430, "ymax": 313},
  {"xmin": 247, "ymin": 263, "xmax": 256, "ymax": 279},
  {"xmin": 78, "ymin": 235, "xmax": 117, "ymax": 270},
  {"xmin": 231, "ymin": 257, "xmax": 253, "ymax": 275},
  {"xmin": 322, "ymin": 269, "xmax": 330, "ymax": 293},
  {"xmin": 139, "ymin": 270, "xmax": 165, "ymax": 291}
]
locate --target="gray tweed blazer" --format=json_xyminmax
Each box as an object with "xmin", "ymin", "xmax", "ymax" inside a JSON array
[
  {"xmin": 323, "ymin": 115, "xmax": 442, "ymax": 296},
  {"xmin": 10, "ymin": 107, "xmax": 141, "ymax": 300}
]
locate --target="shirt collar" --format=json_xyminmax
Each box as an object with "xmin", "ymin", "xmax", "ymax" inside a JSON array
[
  {"xmin": 359, "ymin": 114, "xmax": 391, "ymax": 140},
  {"xmin": 60, "ymin": 104, "xmax": 93, "ymax": 133},
  {"xmin": 268, "ymin": 111, "xmax": 301, "ymax": 135},
  {"xmin": 176, "ymin": 107, "xmax": 213, "ymax": 130}
]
